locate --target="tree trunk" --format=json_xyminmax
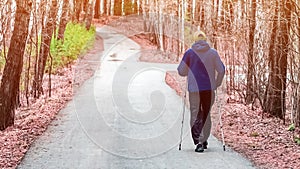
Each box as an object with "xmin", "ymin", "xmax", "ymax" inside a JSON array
[
  {"xmin": 0, "ymin": 0, "xmax": 13, "ymax": 61},
  {"xmin": 57, "ymin": 0, "xmax": 69, "ymax": 41},
  {"xmin": 86, "ymin": 2, "xmax": 94, "ymax": 30},
  {"xmin": 297, "ymin": 78, "xmax": 300, "ymax": 126},
  {"xmin": 180, "ymin": 0, "xmax": 185, "ymax": 52},
  {"xmin": 108, "ymin": 0, "xmax": 112, "ymax": 15},
  {"xmin": 0, "ymin": 0, "xmax": 32, "ymax": 130},
  {"xmin": 193, "ymin": 0, "xmax": 200, "ymax": 23},
  {"xmin": 211, "ymin": 0, "xmax": 220, "ymax": 48},
  {"xmin": 199, "ymin": 0, "xmax": 205, "ymax": 28},
  {"xmin": 157, "ymin": 0, "xmax": 164, "ymax": 51},
  {"xmin": 74, "ymin": 0, "xmax": 82, "ymax": 22},
  {"xmin": 278, "ymin": 0, "xmax": 291, "ymax": 121},
  {"xmin": 246, "ymin": 0, "xmax": 256, "ymax": 104},
  {"xmin": 264, "ymin": 14, "xmax": 276, "ymax": 113},
  {"xmin": 297, "ymin": 0, "xmax": 300, "ymax": 126},
  {"xmin": 264, "ymin": 0, "xmax": 291, "ymax": 119},
  {"xmin": 114, "ymin": 0, "xmax": 122, "ymax": 15},
  {"xmin": 82, "ymin": 0, "xmax": 89, "ymax": 22},
  {"xmin": 132, "ymin": 0, "xmax": 138, "ymax": 14},
  {"xmin": 33, "ymin": 0, "xmax": 58, "ymax": 98},
  {"xmin": 94, "ymin": 0, "xmax": 101, "ymax": 18},
  {"xmin": 186, "ymin": 0, "xmax": 192, "ymax": 22}
]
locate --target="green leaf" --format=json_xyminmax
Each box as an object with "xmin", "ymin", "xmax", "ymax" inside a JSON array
[
  {"xmin": 295, "ymin": 137, "xmax": 300, "ymax": 145},
  {"xmin": 288, "ymin": 123, "xmax": 295, "ymax": 131}
]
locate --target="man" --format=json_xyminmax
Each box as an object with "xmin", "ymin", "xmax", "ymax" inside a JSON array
[{"xmin": 177, "ymin": 31, "xmax": 225, "ymax": 153}]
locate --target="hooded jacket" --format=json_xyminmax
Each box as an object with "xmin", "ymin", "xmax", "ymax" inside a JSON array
[{"xmin": 177, "ymin": 40, "xmax": 225, "ymax": 92}]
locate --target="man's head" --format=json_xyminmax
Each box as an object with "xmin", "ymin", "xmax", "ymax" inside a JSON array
[{"xmin": 193, "ymin": 31, "xmax": 207, "ymax": 42}]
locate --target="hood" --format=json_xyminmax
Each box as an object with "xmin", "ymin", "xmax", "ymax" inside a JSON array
[{"xmin": 192, "ymin": 40, "xmax": 210, "ymax": 53}]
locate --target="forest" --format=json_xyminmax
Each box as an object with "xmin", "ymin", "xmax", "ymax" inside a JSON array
[
  {"xmin": 1, "ymin": 0, "xmax": 299, "ymax": 131},
  {"xmin": 0, "ymin": 0, "xmax": 300, "ymax": 168}
]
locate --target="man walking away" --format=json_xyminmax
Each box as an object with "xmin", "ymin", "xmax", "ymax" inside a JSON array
[{"xmin": 177, "ymin": 31, "xmax": 225, "ymax": 153}]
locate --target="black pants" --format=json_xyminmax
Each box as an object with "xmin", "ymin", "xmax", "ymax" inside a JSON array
[{"xmin": 189, "ymin": 90, "xmax": 214, "ymax": 145}]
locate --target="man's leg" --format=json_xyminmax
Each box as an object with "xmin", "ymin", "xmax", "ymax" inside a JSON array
[
  {"xmin": 199, "ymin": 91, "xmax": 215, "ymax": 144},
  {"xmin": 199, "ymin": 113, "xmax": 211, "ymax": 144},
  {"xmin": 189, "ymin": 92, "xmax": 200, "ymax": 145},
  {"xmin": 191, "ymin": 90, "xmax": 212, "ymax": 146}
]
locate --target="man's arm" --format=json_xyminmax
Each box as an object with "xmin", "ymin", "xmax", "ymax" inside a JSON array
[
  {"xmin": 215, "ymin": 54, "xmax": 225, "ymax": 87},
  {"xmin": 177, "ymin": 52, "xmax": 190, "ymax": 76}
]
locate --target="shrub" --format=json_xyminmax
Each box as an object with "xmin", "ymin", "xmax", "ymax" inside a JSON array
[{"xmin": 50, "ymin": 23, "xmax": 96, "ymax": 72}]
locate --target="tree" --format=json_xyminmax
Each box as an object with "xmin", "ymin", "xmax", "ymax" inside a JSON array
[
  {"xmin": 114, "ymin": 0, "xmax": 122, "ymax": 15},
  {"xmin": 295, "ymin": 0, "xmax": 300, "ymax": 126},
  {"xmin": 33, "ymin": 0, "xmax": 58, "ymax": 98},
  {"xmin": 211, "ymin": 0, "xmax": 220, "ymax": 48},
  {"xmin": 79, "ymin": 0, "xmax": 89, "ymax": 22},
  {"xmin": 0, "ymin": 0, "xmax": 13, "ymax": 62},
  {"xmin": 94, "ymin": 0, "xmax": 101, "ymax": 18},
  {"xmin": 0, "ymin": 0, "xmax": 32, "ymax": 130},
  {"xmin": 264, "ymin": 0, "xmax": 292, "ymax": 119},
  {"xmin": 57, "ymin": 0, "xmax": 70, "ymax": 41},
  {"xmin": 74, "ymin": 0, "xmax": 82, "ymax": 22},
  {"xmin": 246, "ymin": 0, "xmax": 257, "ymax": 104},
  {"xmin": 85, "ymin": 1, "xmax": 94, "ymax": 30}
]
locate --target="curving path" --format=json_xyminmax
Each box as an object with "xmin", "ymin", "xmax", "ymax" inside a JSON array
[{"xmin": 18, "ymin": 26, "xmax": 256, "ymax": 169}]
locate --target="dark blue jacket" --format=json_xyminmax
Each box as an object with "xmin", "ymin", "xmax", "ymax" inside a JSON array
[{"xmin": 177, "ymin": 40, "xmax": 225, "ymax": 92}]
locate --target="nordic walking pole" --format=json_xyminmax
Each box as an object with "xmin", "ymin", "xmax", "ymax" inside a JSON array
[
  {"xmin": 216, "ymin": 89, "xmax": 226, "ymax": 151},
  {"xmin": 179, "ymin": 80, "xmax": 187, "ymax": 151}
]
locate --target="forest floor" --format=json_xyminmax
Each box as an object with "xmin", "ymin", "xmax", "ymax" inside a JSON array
[{"xmin": 0, "ymin": 16, "xmax": 299, "ymax": 169}]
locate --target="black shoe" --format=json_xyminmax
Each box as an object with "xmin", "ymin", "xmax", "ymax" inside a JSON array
[
  {"xmin": 203, "ymin": 141, "xmax": 208, "ymax": 149},
  {"xmin": 195, "ymin": 144, "xmax": 204, "ymax": 153}
]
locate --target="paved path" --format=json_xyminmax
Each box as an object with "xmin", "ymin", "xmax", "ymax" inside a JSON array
[{"xmin": 18, "ymin": 26, "xmax": 256, "ymax": 169}]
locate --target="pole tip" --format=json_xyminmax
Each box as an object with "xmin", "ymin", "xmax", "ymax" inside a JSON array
[
  {"xmin": 179, "ymin": 145, "xmax": 181, "ymax": 151},
  {"xmin": 223, "ymin": 145, "xmax": 226, "ymax": 151}
]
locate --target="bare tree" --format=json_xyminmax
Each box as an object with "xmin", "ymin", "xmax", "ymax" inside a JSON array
[
  {"xmin": 246, "ymin": 0, "xmax": 257, "ymax": 104},
  {"xmin": 295, "ymin": 0, "xmax": 300, "ymax": 126},
  {"xmin": 33, "ymin": 0, "xmax": 58, "ymax": 98},
  {"xmin": 264, "ymin": 0, "xmax": 292, "ymax": 119}
]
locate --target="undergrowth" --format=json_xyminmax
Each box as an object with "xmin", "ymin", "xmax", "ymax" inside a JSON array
[{"xmin": 50, "ymin": 23, "xmax": 96, "ymax": 72}]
